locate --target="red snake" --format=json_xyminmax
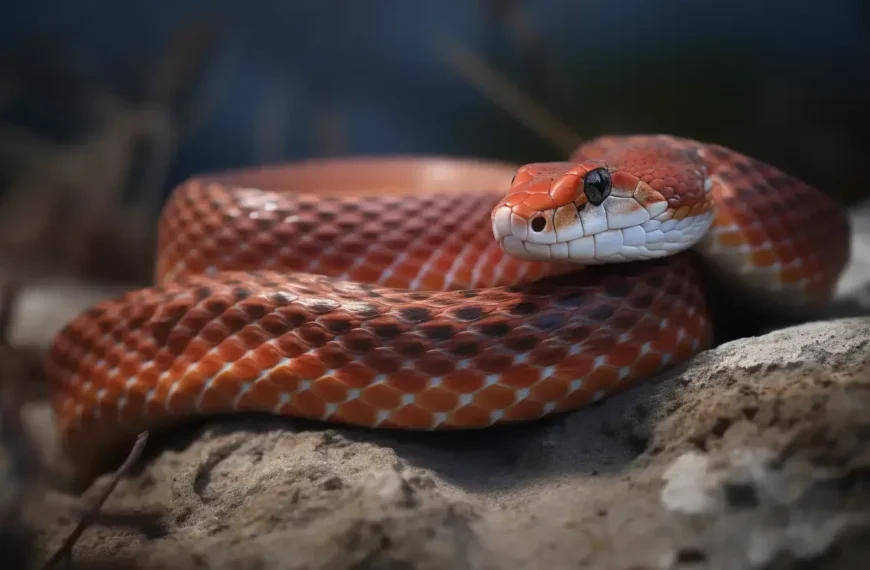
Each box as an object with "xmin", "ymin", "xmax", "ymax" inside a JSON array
[{"xmin": 46, "ymin": 134, "xmax": 850, "ymax": 473}]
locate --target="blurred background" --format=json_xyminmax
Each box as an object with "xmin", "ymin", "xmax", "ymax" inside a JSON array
[{"xmin": 0, "ymin": 0, "xmax": 867, "ymax": 288}]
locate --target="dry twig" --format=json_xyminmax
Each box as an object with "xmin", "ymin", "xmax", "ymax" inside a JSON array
[
  {"xmin": 0, "ymin": 12, "xmax": 225, "ymax": 285},
  {"xmin": 41, "ymin": 431, "xmax": 150, "ymax": 570},
  {"xmin": 433, "ymin": 36, "xmax": 582, "ymax": 155},
  {"xmin": 0, "ymin": 282, "xmax": 17, "ymax": 346}
]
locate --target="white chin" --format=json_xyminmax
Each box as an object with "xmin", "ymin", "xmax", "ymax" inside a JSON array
[{"xmin": 500, "ymin": 211, "xmax": 716, "ymax": 263}]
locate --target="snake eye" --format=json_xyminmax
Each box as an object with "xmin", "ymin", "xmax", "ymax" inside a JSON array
[
  {"xmin": 530, "ymin": 216, "xmax": 547, "ymax": 232},
  {"xmin": 583, "ymin": 168, "xmax": 612, "ymax": 206}
]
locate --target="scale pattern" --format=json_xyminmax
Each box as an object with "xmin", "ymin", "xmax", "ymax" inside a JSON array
[
  {"xmin": 155, "ymin": 180, "xmax": 572, "ymax": 290},
  {"xmin": 46, "ymin": 136, "xmax": 851, "ymax": 474}
]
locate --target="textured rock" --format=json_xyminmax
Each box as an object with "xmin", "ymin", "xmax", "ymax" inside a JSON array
[{"xmin": 837, "ymin": 199, "xmax": 870, "ymax": 300}]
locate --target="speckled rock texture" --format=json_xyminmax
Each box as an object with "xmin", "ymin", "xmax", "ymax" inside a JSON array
[{"xmin": 10, "ymin": 199, "xmax": 870, "ymax": 570}]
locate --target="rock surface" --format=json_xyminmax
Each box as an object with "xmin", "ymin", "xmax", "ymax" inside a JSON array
[
  {"xmin": 831, "ymin": 199, "xmax": 870, "ymax": 314},
  {"xmin": 25, "ymin": 317, "xmax": 870, "ymax": 570},
  {"xmin": 9, "ymin": 200, "xmax": 870, "ymax": 569}
]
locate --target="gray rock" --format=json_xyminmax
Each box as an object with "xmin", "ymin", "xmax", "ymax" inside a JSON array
[{"xmin": 829, "ymin": 198, "xmax": 870, "ymax": 316}]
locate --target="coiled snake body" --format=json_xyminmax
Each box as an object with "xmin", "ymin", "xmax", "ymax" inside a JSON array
[{"xmin": 46, "ymin": 135, "xmax": 850, "ymax": 473}]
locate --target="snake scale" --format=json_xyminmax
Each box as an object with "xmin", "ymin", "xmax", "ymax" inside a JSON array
[{"xmin": 45, "ymin": 134, "xmax": 851, "ymax": 474}]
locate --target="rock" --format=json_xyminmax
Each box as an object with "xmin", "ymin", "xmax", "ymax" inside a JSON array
[
  {"xmin": 829, "ymin": 198, "xmax": 870, "ymax": 316},
  {"xmin": 26, "ymin": 315, "xmax": 870, "ymax": 570},
  {"xmin": 6, "ymin": 279, "xmax": 130, "ymax": 350},
  {"xmin": 837, "ymin": 199, "xmax": 870, "ymax": 299}
]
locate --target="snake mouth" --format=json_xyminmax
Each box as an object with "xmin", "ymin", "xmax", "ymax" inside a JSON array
[{"xmin": 491, "ymin": 200, "xmax": 716, "ymax": 264}]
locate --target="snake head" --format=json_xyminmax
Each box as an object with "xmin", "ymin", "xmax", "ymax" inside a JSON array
[{"xmin": 491, "ymin": 160, "xmax": 715, "ymax": 264}]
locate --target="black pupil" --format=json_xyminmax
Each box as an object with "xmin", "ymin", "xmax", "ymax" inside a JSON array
[
  {"xmin": 530, "ymin": 216, "xmax": 546, "ymax": 232},
  {"xmin": 583, "ymin": 168, "xmax": 612, "ymax": 206}
]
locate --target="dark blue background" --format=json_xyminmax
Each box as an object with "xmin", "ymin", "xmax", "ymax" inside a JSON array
[{"xmin": 1, "ymin": 0, "xmax": 868, "ymax": 202}]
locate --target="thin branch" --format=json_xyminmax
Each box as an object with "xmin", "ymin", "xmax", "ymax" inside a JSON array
[
  {"xmin": 148, "ymin": 11, "xmax": 227, "ymax": 106},
  {"xmin": 0, "ymin": 282, "xmax": 17, "ymax": 347},
  {"xmin": 433, "ymin": 36, "xmax": 583, "ymax": 155},
  {"xmin": 41, "ymin": 431, "xmax": 150, "ymax": 570}
]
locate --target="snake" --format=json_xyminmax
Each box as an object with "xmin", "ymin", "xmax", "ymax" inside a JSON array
[{"xmin": 45, "ymin": 134, "xmax": 851, "ymax": 475}]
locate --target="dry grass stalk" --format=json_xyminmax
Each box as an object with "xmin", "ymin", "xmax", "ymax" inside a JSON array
[
  {"xmin": 433, "ymin": 36, "xmax": 582, "ymax": 156},
  {"xmin": 40, "ymin": 432, "xmax": 149, "ymax": 570},
  {"xmin": 0, "ymin": 11, "xmax": 226, "ymax": 286}
]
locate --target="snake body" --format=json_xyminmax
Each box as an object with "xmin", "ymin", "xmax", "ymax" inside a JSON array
[{"xmin": 46, "ymin": 135, "xmax": 850, "ymax": 473}]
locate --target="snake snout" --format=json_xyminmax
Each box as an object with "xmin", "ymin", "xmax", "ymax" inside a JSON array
[
  {"xmin": 492, "ymin": 204, "xmax": 556, "ymax": 241},
  {"xmin": 491, "ymin": 204, "xmax": 514, "ymax": 241}
]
